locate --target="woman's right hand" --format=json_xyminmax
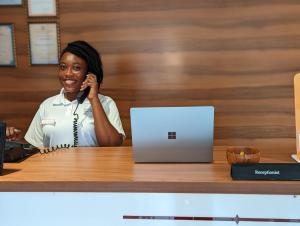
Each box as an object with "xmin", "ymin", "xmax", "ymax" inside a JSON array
[{"xmin": 6, "ymin": 127, "xmax": 22, "ymax": 141}]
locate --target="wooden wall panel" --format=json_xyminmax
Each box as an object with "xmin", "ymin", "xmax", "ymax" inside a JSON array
[
  {"xmin": 0, "ymin": 3, "xmax": 60, "ymax": 139},
  {"xmin": 1, "ymin": 0, "xmax": 300, "ymax": 153}
]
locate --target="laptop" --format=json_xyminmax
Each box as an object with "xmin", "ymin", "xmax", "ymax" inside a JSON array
[
  {"xmin": 130, "ymin": 106, "xmax": 214, "ymax": 163},
  {"xmin": 0, "ymin": 121, "xmax": 6, "ymax": 174}
]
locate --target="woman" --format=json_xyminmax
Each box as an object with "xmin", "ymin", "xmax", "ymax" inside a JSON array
[{"xmin": 6, "ymin": 41, "xmax": 125, "ymax": 149}]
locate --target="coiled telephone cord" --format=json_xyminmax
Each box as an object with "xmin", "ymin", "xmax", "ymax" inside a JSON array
[
  {"xmin": 73, "ymin": 103, "xmax": 80, "ymax": 147},
  {"xmin": 39, "ymin": 103, "xmax": 80, "ymax": 153}
]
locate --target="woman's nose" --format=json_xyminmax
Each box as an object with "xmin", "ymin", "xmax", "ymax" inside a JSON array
[{"xmin": 65, "ymin": 67, "xmax": 73, "ymax": 76}]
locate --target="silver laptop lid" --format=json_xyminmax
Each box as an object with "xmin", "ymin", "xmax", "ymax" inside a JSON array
[{"xmin": 130, "ymin": 106, "xmax": 214, "ymax": 163}]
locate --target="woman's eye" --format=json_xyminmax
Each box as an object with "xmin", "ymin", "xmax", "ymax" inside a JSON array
[
  {"xmin": 73, "ymin": 66, "xmax": 81, "ymax": 71},
  {"xmin": 59, "ymin": 64, "xmax": 66, "ymax": 70}
]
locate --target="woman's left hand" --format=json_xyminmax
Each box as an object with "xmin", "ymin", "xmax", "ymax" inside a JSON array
[{"xmin": 80, "ymin": 73, "xmax": 99, "ymax": 101}]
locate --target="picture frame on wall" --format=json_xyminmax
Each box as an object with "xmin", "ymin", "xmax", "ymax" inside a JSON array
[
  {"xmin": 29, "ymin": 22, "xmax": 59, "ymax": 65},
  {"xmin": 28, "ymin": 0, "xmax": 57, "ymax": 17},
  {"xmin": 0, "ymin": 24, "xmax": 16, "ymax": 67},
  {"xmin": 0, "ymin": 0, "xmax": 22, "ymax": 6}
]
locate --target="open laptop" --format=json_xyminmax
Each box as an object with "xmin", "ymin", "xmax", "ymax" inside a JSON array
[
  {"xmin": 130, "ymin": 106, "xmax": 214, "ymax": 163},
  {"xmin": 0, "ymin": 121, "xmax": 6, "ymax": 174}
]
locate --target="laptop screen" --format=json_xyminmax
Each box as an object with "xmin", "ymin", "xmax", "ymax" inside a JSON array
[
  {"xmin": 130, "ymin": 106, "xmax": 214, "ymax": 163},
  {"xmin": 0, "ymin": 121, "xmax": 6, "ymax": 175}
]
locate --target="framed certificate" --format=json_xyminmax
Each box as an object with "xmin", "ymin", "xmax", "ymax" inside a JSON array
[
  {"xmin": 28, "ymin": 0, "xmax": 57, "ymax": 17},
  {"xmin": 0, "ymin": 0, "xmax": 22, "ymax": 6},
  {"xmin": 29, "ymin": 23, "xmax": 59, "ymax": 65},
  {"xmin": 0, "ymin": 24, "xmax": 16, "ymax": 66}
]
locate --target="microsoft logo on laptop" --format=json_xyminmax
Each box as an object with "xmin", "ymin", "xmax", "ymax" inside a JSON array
[{"xmin": 168, "ymin": 132, "xmax": 176, "ymax": 139}]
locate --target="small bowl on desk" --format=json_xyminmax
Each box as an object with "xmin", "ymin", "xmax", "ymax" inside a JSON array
[{"xmin": 226, "ymin": 147, "xmax": 260, "ymax": 164}]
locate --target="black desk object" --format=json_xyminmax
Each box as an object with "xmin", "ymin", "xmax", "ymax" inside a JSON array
[
  {"xmin": 0, "ymin": 121, "xmax": 6, "ymax": 175},
  {"xmin": 231, "ymin": 163, "xmax": 300, "ymax": 180}
]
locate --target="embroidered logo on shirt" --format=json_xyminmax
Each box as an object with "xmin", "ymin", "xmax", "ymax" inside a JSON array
[{"xmin": 41, "ymin": 119, "xmax": 56, "ymax": 126}]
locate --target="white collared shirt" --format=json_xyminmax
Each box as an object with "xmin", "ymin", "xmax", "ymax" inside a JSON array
[{"xmin": 25, "ymin": 89, "xmax": 125, "ymax": 148}]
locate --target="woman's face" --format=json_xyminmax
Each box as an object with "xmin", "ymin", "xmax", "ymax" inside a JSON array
[{"xmin": 58, "ymin": 52, "xmax": 87, "ymax": 98}]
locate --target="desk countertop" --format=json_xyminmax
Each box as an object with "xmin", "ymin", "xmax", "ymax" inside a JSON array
[{"xmin": 0, "ymin": 146, "xmax": 299, "ymax": 194}]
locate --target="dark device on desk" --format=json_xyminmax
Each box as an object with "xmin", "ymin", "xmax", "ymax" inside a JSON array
[
  {"xmin": 0, "ymin": 121, "xmax": 38, "ymax": 169},
  {"xmin": 0, "ymin": 121, "xmax": 6, "ymax": 174},
  {"xmin": 4, "ymin": 141, "xmax": 39, "ymax": 162}
]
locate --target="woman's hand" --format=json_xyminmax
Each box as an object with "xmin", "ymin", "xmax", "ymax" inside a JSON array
[
  {"xmin": 80, "ymin": 73, "xmax": 99, "ymax": 101},
  {"xmin": 6, "ymin": 127, "xmax": 22, "ymax": 141}
]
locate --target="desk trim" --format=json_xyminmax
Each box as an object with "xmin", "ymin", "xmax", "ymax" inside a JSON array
[{"xmin": 0, "ymin": 181, "xmax": 299, "ymax": 194}]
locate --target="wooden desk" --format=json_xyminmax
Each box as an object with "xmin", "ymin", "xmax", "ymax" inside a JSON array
[{"xmin": 1, "ymin": 146, "xmax": 299, "ymax": 194}]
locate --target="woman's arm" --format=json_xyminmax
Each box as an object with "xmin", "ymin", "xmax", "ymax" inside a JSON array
[
  {"xmin": 90, "ymin": 98, "xmax": 123, "ymax": 146},
  {"xmin": 83, "ymin": 73, "xmax": 123, "ymax": 146}
]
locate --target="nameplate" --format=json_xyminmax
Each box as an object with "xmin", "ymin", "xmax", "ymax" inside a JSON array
[{"xmin": 231, "ymin": 163, "xmax": 300, "ymax": 180}]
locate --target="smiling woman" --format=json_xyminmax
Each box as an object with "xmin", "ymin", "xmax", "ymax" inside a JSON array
[
  {"xmin": 6, "ymin": 41, "xmax": 125, "ymax": 149},
  {"xmin": 58, "ymin": 53, "xmax": 88, "ymax": 99}
]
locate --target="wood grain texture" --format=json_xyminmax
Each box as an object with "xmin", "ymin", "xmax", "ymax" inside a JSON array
[
  {"xmin": 0, "ymin": 1, "xmax": 299, "ymax": 153},
  {"xmin": 0, "ymin": 147, "xmax": 299, "ymax": 194}
]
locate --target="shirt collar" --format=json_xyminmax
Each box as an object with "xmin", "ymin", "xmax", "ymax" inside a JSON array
[
  {"xmin": 52, "ymin": 88, "xmax": 75, "ymax": 106},
  {"xmin": 52, "ymin": 88, "xmax": 91, "ymax": 110}
]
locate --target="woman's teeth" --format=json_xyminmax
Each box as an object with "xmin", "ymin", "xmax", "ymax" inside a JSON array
[{"xmin": 65, "ymin": 80, "xmax": 76, "ymax": 85}]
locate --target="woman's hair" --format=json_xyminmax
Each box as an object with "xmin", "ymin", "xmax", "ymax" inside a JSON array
[{"xmin": 60, "ymin": 40, "xmax": 103, "ymax": 87}]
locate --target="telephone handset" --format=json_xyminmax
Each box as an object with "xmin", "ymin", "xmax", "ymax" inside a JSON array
[
  {"xmin": 73, "ymin": 75, "xmax": 91, "ymax": 147},
  {"xmin": 76, "ymin": 74, "xmax": 90, "ymax": 104},
  {"xmin": 76, "ymin": 86, "xmax": 90, "ymax": 104}
]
